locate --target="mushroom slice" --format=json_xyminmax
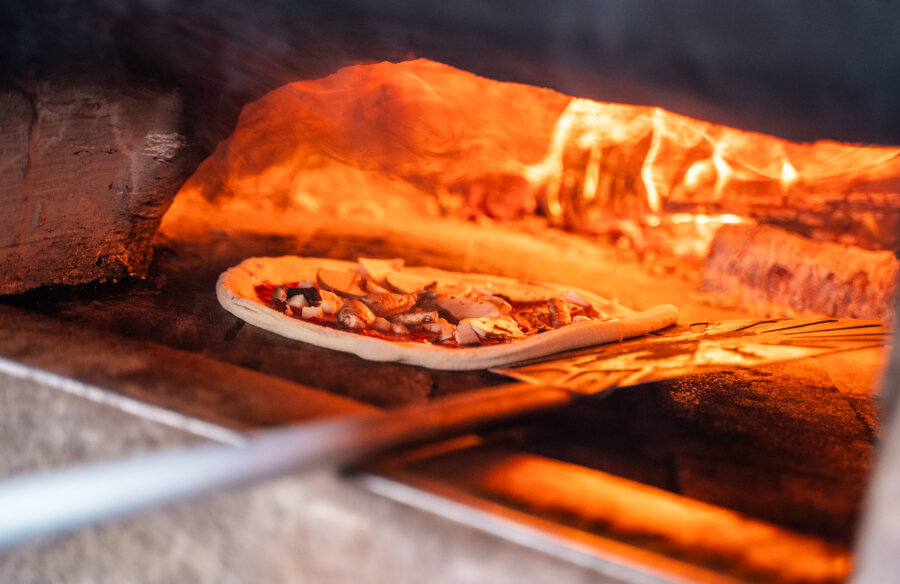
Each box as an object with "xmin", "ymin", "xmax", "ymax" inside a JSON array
[
  {"xmin": 481, "ymin": 315, "xmax": 525, "ymax": 342},
  {"xmin": 336, "ymin": 299, "xmax": 376, "ymax": 329},
  {"xmin": 433, "ymin": 281, "xmax": 472, "ymax": 298},
  {"xmin": 482, "ymin": 280, "xmax": 557, "ymax": 304},
  {"xmin": 565, "ymin": 289, "xmax": 592, "ymax": 309},
  {"xmin": 510, "ymin": 309, "xmax": 549, "ymax": 334},
  {"xmin": 317, "ymin": 268, "xmax": 367, "ymax": 299},
  {"xmin": 422, "ymin": 319, "xmax": 456, "ymax": 341},
  {"xmin": 547, "ymin": 297, "xmax": 572, "ymax": 328},
  {"xmin": 437, "ymin": 296, "xmax": 503, "ymax": 320},
  {"xmin": 453, "ymin": 320, "xmax": 482, "ymax": 345},
  {"xmin": 359, "ymin": 292, "xmax": 418, "ymax": 317},
  {"xmin": 357, "ymin": 257, "xmax": 404, "ymax": 284},
  {"xmin": 483, "ymin": 295, "xmax": 513, "ymax": 315},
  {"xmin": 384, "ymin": 270, "xmax": 435, "ymax": 294},
  {"xmin": 388, "ymin": 311, "xmax": 438, "ymax": 326}
]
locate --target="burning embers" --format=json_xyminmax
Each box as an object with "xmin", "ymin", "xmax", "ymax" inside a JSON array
[{"xmin": 161, "ymin": 59, "xmax": 900, "ymax": 320}]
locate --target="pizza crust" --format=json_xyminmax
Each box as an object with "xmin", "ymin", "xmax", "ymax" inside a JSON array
[{"xmin": 216, "ymin": 256, "xmax": 679, "ymax": 371}]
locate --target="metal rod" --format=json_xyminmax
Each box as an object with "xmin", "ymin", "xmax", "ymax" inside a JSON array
[{"xmin": 0, "ymin": 383, "xmax": 572, "ymax": 551}]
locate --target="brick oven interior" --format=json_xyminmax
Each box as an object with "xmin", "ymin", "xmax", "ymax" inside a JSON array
[{"xmin": 1, "ymin": 2, "xmax": 899, "ymax": 583}]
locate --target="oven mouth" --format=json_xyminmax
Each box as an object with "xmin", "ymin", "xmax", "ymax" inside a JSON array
[{"xmin": 1, "ymin": 15, "xmax": 899, "ymax": 582}]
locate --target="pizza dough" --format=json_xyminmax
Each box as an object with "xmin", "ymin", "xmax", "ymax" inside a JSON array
[{"xmin": 216, "ymin": 256, "xmax": 679, "ymax": 371}]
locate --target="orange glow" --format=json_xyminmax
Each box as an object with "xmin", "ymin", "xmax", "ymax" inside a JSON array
[
  {"xmin": 527, "ymin": 97, "xmax": 900, "ymax": 236},
  {"xmin": 476, "ymin": 454, "xmax": 851, "ymax": 583},
  {"xmin": 160, "ymin": 59, "xmax": 900, "ymax": 257}
]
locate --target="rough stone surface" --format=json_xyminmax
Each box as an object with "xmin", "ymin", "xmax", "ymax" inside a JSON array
[
  {"xmin": 0, "ymin": 374, "xmax": 634, "ymax": 584},
  {"xmin": 0, "ymin": 78, "xmax": 199, "ymax": 295}
]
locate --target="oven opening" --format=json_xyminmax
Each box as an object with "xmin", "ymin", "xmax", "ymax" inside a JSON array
[{"xmin": 1, "ymin": 6, "xmax": 898, "ymax": 584}]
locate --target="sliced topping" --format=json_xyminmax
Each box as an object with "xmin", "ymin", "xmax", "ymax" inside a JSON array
[
  {"xmin": 433, "ymin": 281, "xmax": 472, "ymax": 298},
  {"xmin": 318, "ymin": 290, "xmax": 342, "ymax": 314},
  {"xmin": 272, "ymin": 286, "xmax": 288, "ymax": 303},
  {"xmin": 319, "ymin": 299, "xmax": 339, "ymax": 314},
  {"xmin": 336, "ymin": 299, "xmax": 376, "ymax": 329},
  {"xmin": 572, "ymin": 315, "xmax": 592, "ymax": 323},
  {"xmin": 370, "ymin": 317, "xmax": 392, "ymax": 332},
  {"xmin": 411, "ymin": 290, "xmax": 441, "ymax": 313},
  {"xmin": 359, "ymin": 291, "xmax": 418, "ymax": 317},
  {"xmin": 390, "ymin": 322, "xmax": 409, "ymax": 335},
  {"xmin": 317, "ymin": 268, "xmax": 367, "ymax": 298},
  {"xmin": 287, "ymin": 294, "xmax": 309, "ymax": 309},
  {"xmin": 388, "ymin": 311, "xmax": 438, "ymax": 326},
  {"xmin": 510, "ymin": 310, "xmax": 547, "ymax": 334},
  {"xmin": 438, "ymin": 296, "xmax": 505, "ymax": 320},
  {"xmin": 454, "ymin": 320, "xmax": 482, "ymax": 345},
  {"xmin": 384, "ymin": 270, "xmax": 435, "ymax": 294},
  {"xmin": 547, "ymin": 297, "xmax": 572, "ymax": 328},
  {"xmin": 423, "ymin": 320, "xmax": 456, "ymax": 342},
  {"xmin": 565, "ymin": 289, "xmax": 592, "ymax": 309},
  {"xmin": 483, "ymin": 295, "xmax": 513, "ymax": 315},
  {"xmin": 483, "ymin": 315, "xmax": 525, "ymax": 342},
  {"xmin": 286, "ymin": 285, "xmax": 322, "ymax": 304},
  {"xmin": 487, "ymin": 280, "xmax": 557, "ymax": 303},
  {"xmin": 300, "ymin": 305, "xmax": 324, "ymax": 320},
  {"xmin": 454, "ymin": 316, "xmax": 524, "ymax": 345},
  {"xmin": 357, "ymin": 257, "xmax": 404, "ymax": 284}
]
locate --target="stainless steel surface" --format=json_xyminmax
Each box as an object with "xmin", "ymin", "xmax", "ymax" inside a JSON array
[
  {"xmin": 495, "ymin": 319, "xmax": 890, "ymax": 393},
  {"xmin": 354, "ymin": 465, "xmax": 741, "ymax": 584},
  {"xmin": 3, "ymin": 373, "xmax": 618, "ymax": 584},
  {"xmin": 0, "ymin": 383, "xmax": 570, "ymax": 550}
]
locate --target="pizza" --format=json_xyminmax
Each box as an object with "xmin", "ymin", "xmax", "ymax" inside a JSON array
[{"xmin": 216, "ymin": 256, "xmax": 679, "ymax": 370}]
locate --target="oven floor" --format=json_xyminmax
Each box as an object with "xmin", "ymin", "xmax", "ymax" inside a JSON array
[
  {"xmin": 0, "ymin": 224, "xmax": 883, "ymax": 582},
  {"xmin": 0, "ymin": 223, "xmax": 742, "ymax": 408}
]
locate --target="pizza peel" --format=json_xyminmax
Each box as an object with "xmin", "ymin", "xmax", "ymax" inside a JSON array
[
  {"xmin": 492, "ymin": 317, "xmax": 890, "ymax": 393},
  {"xmin": 0, "ymin": 318, "xmax": 888, "ymax": 550}
]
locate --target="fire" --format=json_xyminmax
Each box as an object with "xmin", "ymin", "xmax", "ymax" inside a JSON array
[
  {"xmin": 160, "ymin": 59, "xmax": 900, "ymax": 260},
  {"xmin": 524, "ymin": 94, "xmax": 900, "ymax": 255}
]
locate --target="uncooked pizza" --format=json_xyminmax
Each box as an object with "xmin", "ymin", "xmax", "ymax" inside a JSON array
[{"xmin": 216, "ymin": 256, "xmax": 678, "ymax": 370}]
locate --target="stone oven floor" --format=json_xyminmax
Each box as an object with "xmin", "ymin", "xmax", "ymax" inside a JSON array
[{"xmin": 0, "ymin": 220, "xmax": 885, "ymax": 583}]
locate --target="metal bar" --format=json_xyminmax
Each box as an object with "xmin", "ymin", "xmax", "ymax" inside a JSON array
[{"xmin": 0, "ymin": 383, "xmax": 572, "ymax": 551}]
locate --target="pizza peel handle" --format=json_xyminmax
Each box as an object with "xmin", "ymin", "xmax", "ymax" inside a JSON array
[{"xmin": 0, "ymin": 384, "xmax": 572, "ymax": 551}]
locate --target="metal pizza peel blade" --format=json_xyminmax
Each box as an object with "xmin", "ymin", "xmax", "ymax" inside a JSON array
[{"xmin": 492, "ymin": 317, "xmax": 891, "ymax": 394}]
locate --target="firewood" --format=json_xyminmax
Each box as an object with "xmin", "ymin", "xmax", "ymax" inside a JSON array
[{"xmin": 703, "ymin": 223, "xmax": 898, "ymax": 319}]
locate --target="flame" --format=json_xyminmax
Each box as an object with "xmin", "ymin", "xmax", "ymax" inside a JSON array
[
  {"xmin": 161, "ymin": 59, "xmax": 900, "ymax": 258},
  {"xmin": 526, "ymin": 96, "xmax": 900, "ymax": 235}
]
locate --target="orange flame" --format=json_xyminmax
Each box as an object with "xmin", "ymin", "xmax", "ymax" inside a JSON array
[
  {"xmin": 160, "ymin": 59, "xmax": 900, "ymax": 257},
  {"xmin": 527, "ymin": 97, "xmax": 900, "ymax": 232}
]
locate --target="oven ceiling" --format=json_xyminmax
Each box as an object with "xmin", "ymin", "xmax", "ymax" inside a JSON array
[{"xmin": 1, "ymin": 0, "xmax": 899, "ymax": 147}]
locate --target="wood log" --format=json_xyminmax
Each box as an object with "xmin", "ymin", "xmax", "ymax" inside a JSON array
[
  {"xmin": 702, "ymin": 223, "xmax": 898, "ymax": 319},
  {"xmin": 0, "ymin": 78, "xmax": 200, "ymax": 295}
]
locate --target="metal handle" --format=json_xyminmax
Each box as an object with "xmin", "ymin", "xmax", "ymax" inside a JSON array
[{"xmin": 0, "ymin": 383, "xmax": 571, "ymax": 551}]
